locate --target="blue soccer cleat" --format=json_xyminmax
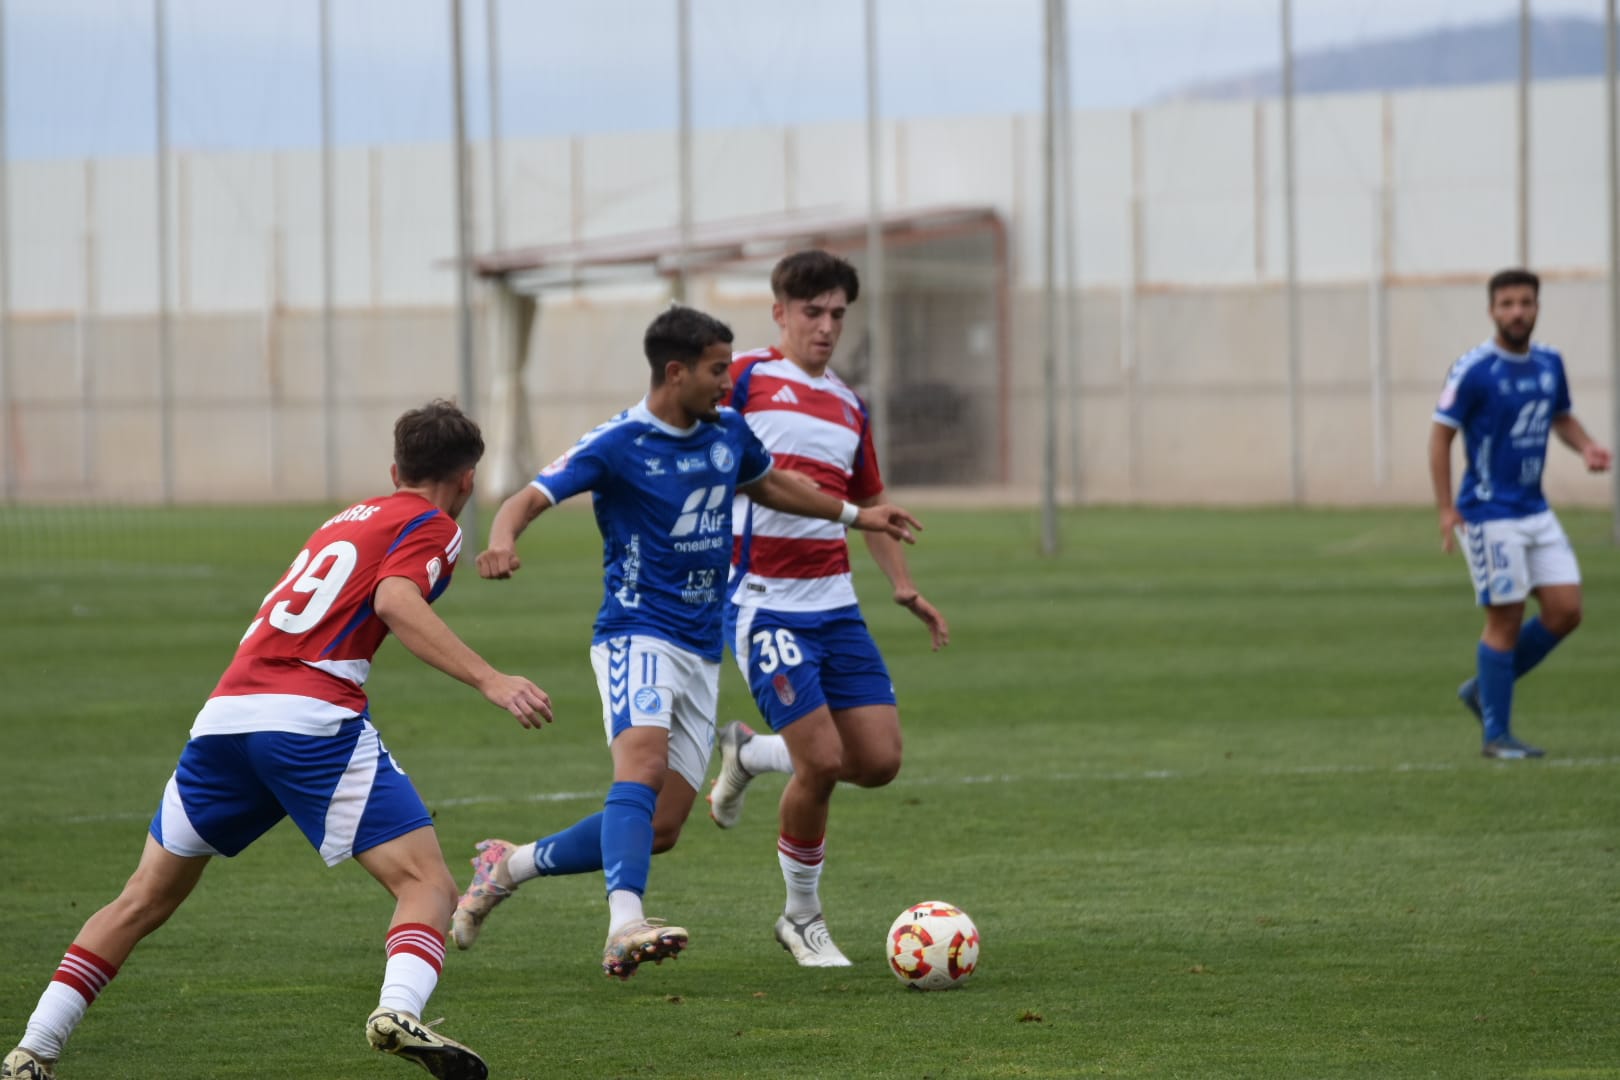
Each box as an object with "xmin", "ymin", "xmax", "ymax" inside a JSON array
[{"xmin": 1481, "ymin": 736, "xmax": 1545, "ymax": 760}]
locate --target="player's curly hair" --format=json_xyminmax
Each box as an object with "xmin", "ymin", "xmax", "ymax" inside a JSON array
[
  {"xmin": 771, "ymin": 249, "xmax": 860, "ymax": 304},
  {"xmin": 394, "ymin": 399, "xmax": 484, "ymax": 484},
  {"xmin": 1488, "ymin": 268, "xmax": 1539, "ymax": 299},
  {"xmin": 644, "ymin": 305, "xmax": 734, "ymax": 383}
]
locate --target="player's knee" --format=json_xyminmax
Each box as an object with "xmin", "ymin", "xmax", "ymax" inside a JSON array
[
  {"xmin": 107, "ymin": 882, "xmax": 184, "ymax": 936},
  {"xmin": 794, "ymin": 747, "xmax": 845, "ymax": 790},
  {"xmin": 388, "ymin": 859, "xmax": 459, "ymax": 911},
  {"xmin": 849, "ymin": 756, "xmax": 901, "ymax": 788},
  {"xmin": 434, "ymin": 869, "xmax": 461, "ymax": 911},
  {"xmin": 401, "ymin": 863, "xmax": 460, "ymax": 913},
  {"xmin": 652, "ymin": 821, "xmax": 684, "ymax": 854},
  {"xmin": 1544, "ymin": 605, "xmax": 1582, "ymax": 636}
]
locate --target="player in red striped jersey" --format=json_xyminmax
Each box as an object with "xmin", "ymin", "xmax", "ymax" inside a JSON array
[
  {"xmin": 2, "ymin": 401, "xmax": 552, "ymax": 1080},
  {"xmin": 708, "ymin": 250, "xmax": 950, "ymax": 967}
]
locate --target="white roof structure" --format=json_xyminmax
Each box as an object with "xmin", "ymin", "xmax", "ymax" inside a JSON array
[{"xmin": 471, "ymin": 204, "xmax": 1005, "ymax": 293}]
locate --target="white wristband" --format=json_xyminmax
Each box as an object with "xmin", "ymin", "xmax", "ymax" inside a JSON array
[{"xmin": 837, "ymin": 501, "xmax": 860, "ymax": 526}]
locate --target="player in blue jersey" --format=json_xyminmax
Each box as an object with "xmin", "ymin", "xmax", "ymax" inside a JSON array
[
  {"xmin": 450, "ymin": 305, "xmax": 922, "ymax": 979},
  {"xmin": 1429, "ymin": 268, "xmax": 1611, "ymax": 760}
]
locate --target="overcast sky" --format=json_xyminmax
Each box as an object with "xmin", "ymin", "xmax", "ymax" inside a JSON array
[{"xmin": 6, "ymin": 0, "xmax": 1607, "ymax": 159}]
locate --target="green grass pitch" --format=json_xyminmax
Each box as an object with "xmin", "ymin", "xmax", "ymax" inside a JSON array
[{"xmin": 2, "ymin": 504, "xmax": 1618, "ymax": 1079}]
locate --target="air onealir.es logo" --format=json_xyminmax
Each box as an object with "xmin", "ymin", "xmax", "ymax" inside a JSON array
[{"xmin": 671, "ymin": 484, "xmax": 729, "ymax": 552}]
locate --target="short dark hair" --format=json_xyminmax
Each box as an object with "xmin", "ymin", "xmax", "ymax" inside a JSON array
[
  {"xmin": 644, "ymin": 305, "xmax": 734, "ymax": 384},
  {"xmin": 393, "ymin": 399, "xmax": 484, "ymax": 484},
  {"xmin": 1488, "ymin": 268, "xmax": 1540, "ymax": 300},
  {"xmin": 771, "ymin": 250, "xmax": 860, "ymax": 305}
]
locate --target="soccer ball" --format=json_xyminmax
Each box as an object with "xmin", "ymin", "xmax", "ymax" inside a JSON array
[{"xmin": 886, "ymin": 900, "xmax": 980, "ymax": 990}]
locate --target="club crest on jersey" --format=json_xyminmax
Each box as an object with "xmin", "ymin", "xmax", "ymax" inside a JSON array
[
  {"xmin": 633, "ymin": 687, "xmax": 664, "ymax": 713},
  {"xmin": 426, "ymin": 557, "xmax": 442, "ymax": 590},
  {"xmin": 709, "ymin": 442, "xmax": 734, "ymax": 472},
  {"xmin": 772, "ymin": 673, "xmax": 796, "ymax": 706},
  {"xmin": 842, "ymin": 404, "xmax": 856, "ymax": 427},
  {"xmin": 1539, "ymin": 372, "xmax": 1555, "ymax": 393}
]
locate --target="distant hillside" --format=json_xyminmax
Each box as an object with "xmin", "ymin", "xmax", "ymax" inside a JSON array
[{"xmin": 1172, "ymin": 15, "xmax": 1609, "ymax": 101}]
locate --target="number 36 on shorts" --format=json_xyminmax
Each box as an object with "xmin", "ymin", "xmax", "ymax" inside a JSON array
[{"xmin": 750, "ymin": 628, "xmax": 803, "ymax": 673}]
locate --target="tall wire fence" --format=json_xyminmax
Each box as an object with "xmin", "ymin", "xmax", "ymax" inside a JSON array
[{"xmin": 0, "ymin": 0, "xmax": 1614, "ymax": 513}]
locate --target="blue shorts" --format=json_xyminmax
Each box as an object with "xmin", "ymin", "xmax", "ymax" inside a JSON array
[
  {"xmin": 726, "ymin": 603, "xmax": 896, "ymax": 732},
  {"xmin": 148, "ymin": 716, "xmax": 433, "ymax": 867}
]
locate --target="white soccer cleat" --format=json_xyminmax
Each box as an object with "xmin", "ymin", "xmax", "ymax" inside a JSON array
[
  {"xmin": 775, "ymin": 912, "xmax": 853, "ymax": 968},
  {"xmin": 706, "ymin": 721, "xmax": 757, "ymax": 829},
  {"xmin": 365, "ymin": 1008, "xmax": 487, "ymax": 1080},
  {"xmin": 1, "ymin": 1047, "xmax": 56, "ymax": 1080},
  {"xmin": 449, "ymin": 838, "xmax": 519, "ymax": 950}
]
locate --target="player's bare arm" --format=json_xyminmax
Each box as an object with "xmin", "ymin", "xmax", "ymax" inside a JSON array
[
  {"xmin": 478, "ymin": 484, "xmax": 554, "ymax": 578},
  {"xmin": 775, "ymin": 467, "xmax": 821, "ymax": 491},
  {"xmin": 742, "ymin": 469, "xmax": 921, "ymax": 544},
  {"xmin": 1551, "ymin": 413, "xmax": 1613, "ymax": 472},
  {"xmin": 1427, "ymin": 422, "xmax": 1463, "ymax": 553},
  {"xmin": 857, "ymin": 493, "xmax": 949, "ymax": 651},
  {"xmin": 373, "ymin": 575, "xmax": 553, "ymax": 726}
]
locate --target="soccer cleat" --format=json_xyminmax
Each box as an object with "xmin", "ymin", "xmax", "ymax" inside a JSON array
[
  {"xmin": 449, "ymin": 838, "xmax": 519, "ymax": 950},
  {"xmin": 706, "ymin": 721, "xmax": 757, "ymax": 829},
  {"xmin": 1, "ymin": 1048, "xmax": 56, "ymax": 1080},
  {"xmin": 1456, "ymin": 678, "xmax": 1484, "ymax": 726},
  {"xmin": 602, "ymin": 919, "xmax": 688, "ymax": 980},
  {"xmin": 774, "ymin": 912, "xmax": 853, "ymax": 968},
  {"xmin": 365, "ymin": 1007, "xmax": 488, "ymax": 1080},
  {"xmin": 1482, "ymin": 736, "xmax": 1545, "ymax": 760}
]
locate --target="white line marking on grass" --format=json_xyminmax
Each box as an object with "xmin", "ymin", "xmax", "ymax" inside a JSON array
[
  {"xmin": 54, "ymin": 757, "xmax": 1620, "ymax": 826},
  {"xmin": 902, "ymin": 755, "xmax": 1620, "ymax": 787},
  {"xmin": 434, "ymin": 789, "xmax": 600, "ymax": 808},
  {"xmin": 63, "ymin": 788, "xmax": 603, "ymax": 825}
]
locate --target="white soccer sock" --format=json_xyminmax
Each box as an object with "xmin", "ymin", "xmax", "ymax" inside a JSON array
[
  {"xmin": 607, "ymin": 889, "xmax": 645, "ymax": 936},
  {"xmin": 777, "ymin": 834, "xmax": 825, "ymax": 918},
  {"xmin": 740, "ymin": 733, "xmax": 794, "ymax": 776},
  {"xmin": 22, "ymin": 983, "xmax": 88, "ymax": 1061},
  {"xmin": 378, "ymin": 923, "xmax": 444, "ymax": 1019},
  {"xmin": 505, "ymin": 843, "xmax": 539, "ymax": 885},
  {"xmin": 22, "ymin": 944, "xmax": 119, "ymax": 1060}
]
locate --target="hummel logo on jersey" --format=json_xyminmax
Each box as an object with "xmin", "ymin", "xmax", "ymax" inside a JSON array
[{"xmin": 772, "ymin": 385, "xmax": 800, "ymax": 405}]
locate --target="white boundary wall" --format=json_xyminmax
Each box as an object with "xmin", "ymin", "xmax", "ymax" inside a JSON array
[{"xmin": 3, "ymin": 78, "xmax": 1614, "ymax": 506}]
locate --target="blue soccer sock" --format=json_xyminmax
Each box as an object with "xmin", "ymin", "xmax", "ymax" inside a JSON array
[
  {"xmin": 509, "ymin": 813, "xmax": 605, "ymax": 884},
  {"xmin": 1512, "ymin": 617, "xmax": 1563, "ymax": 679},
  {"xmin": 1477, "ymin": 642, "xmax": 1515, "ymax": 742},
  {"xmin": 600, "ymin": 781, "xmax": 657, "ymax": 899}
]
